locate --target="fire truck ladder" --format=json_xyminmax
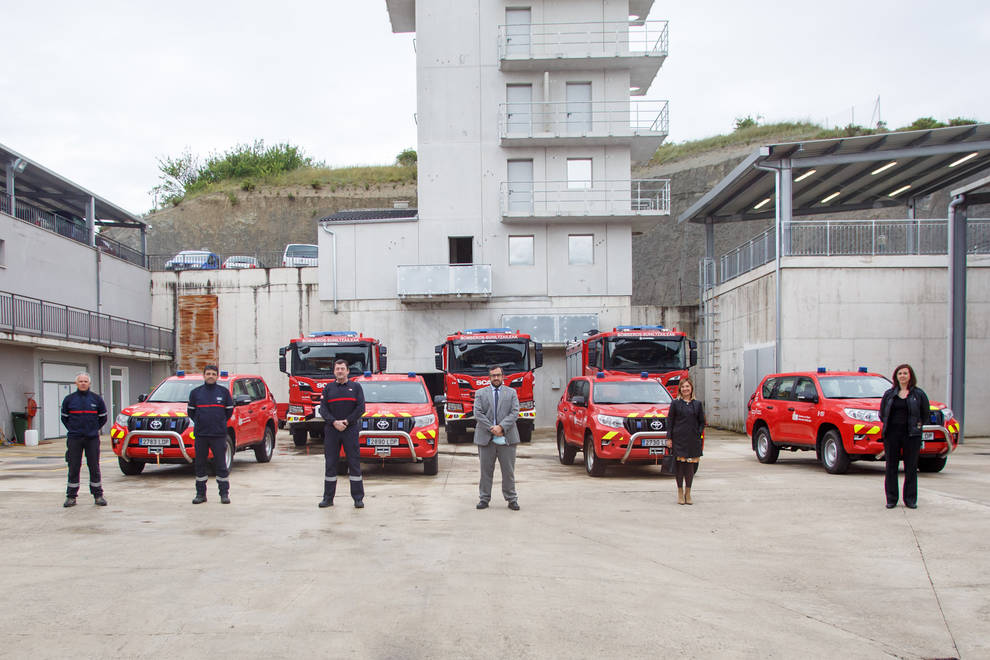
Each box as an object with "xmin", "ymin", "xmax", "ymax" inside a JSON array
[{"xmin": 699, "ymin": 257, "xmax": 722, "ymax": 425}]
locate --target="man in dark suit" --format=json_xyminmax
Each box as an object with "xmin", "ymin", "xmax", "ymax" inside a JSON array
[{"xmin": 473, "ymin": 365, "xmax": 521, "ymax": 510}]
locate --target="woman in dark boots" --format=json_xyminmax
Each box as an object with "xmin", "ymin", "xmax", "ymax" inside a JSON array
[{"xmin": 667, "ymin": 377, "xmax": 705, "ymax": 505}]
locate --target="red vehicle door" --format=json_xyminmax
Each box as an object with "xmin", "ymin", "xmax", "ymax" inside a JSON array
[
  {"xmin": 768, "ymin": 376, "xmax": 798, "ymax": 441},
  {"xmin": 783, "ymin": 376, "xmax": 819, "ymax": 446},
  {"xmin": 229, "ymin": 378, "xmax": 259, "ymax": 444},
  {"xmin": 572, "ymin": 379, "xmax": 591, "ymax": 441}
]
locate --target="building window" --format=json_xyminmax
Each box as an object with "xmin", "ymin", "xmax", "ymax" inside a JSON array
[
  {"xmin": 449, "ymin": 236, "xmax": 473, "ymax": 265},
  {"xmin": 567, "ymin": 158, "xmax": 592, "ymax": 190},
  {"xmin": 0, "ymin": 238, "xmax": 5, "ymax": 267},
  {"xmin": 568, "ymin": 234, "xmax": 593, "ymax": 265},
  {"xmin": 508, "ymin": 235, "xmax": 534, "ymax": 265}
]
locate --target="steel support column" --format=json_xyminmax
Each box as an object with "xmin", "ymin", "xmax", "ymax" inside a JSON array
[{"xmin": 947, "ymin": 194, "xmax": 967, "ymax": 442}]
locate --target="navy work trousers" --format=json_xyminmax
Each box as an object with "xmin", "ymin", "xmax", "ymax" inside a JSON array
[
  {"xmin": 323, "ymin": 425, "xmax": 364, "ymax": 502},
  {"xmin": 884, "ymin": 432, "xmax": 921, "ymax": 506},
  {"xmin": 66, "ymin": 434, "xmax": 102, "ymax": 498},
  {"xmin": 194, "ymin": 434, "xmax": 230, "ymax": 496}
]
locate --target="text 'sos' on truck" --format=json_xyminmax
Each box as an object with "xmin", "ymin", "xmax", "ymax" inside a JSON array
[
  {"xmin": 278, "ymin": 332, "xmax": 387, "ymax": 446},
  {"xmin": 434, "ymin": 328, "xmax": 542, "ymax": 443},
  {"xmin": 565, "ymin": 325, "xmax": 697, "ymax": 397}
]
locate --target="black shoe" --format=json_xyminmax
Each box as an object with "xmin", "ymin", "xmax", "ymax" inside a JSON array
[
  {"xmin": 508, "ymin": 501, "xmax": 520, "ymax": 511},
  {"xmin": 905, "ymin": 502, "xmax": 917, "ymax": 509},
  {"xmin": 354, "ymin": 500, "xmax": 365, "ymax": 509},
  {"xmin": 476, "ymin": 501, "xmax": 489, "ymax": 509},
  {"xmin": 319, "ymin": 498, "xmax": 334, "ymax": 508},
  {"xmin": 94, "ymin": 496, "xmax": 107, "ymax": 506},
  {"xmin": 885, "ymin": 503, "xmax": 897, "ymax": 509},
  {"xmin": 192, "ymin": 495, "xmax": 207, "ymax": 504},
  {"xmin": 220, "ymin": 495, "xmax": 230, "ymax": 504},
  {"xmin": 63, "ymin": 497, "xmax": 76, "ymax": 508}
]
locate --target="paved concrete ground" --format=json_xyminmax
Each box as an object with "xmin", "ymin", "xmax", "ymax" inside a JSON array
[{"xmin": 0, "ymin": 428, "xmax": 987, "ymax": 659}]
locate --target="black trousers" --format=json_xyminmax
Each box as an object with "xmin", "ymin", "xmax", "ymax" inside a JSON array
[
  {"xmin": 324, "ymin": 426, "xmax": 364, "ymax": 502},
  {"xmin": 66, "ymin": 434, "xmax": 102, "ymax": 497},
  {"xmin": 194, "ymin": 434, "xmax": 229, "ymax": 496},
  {"xmin": 884, "ymin": 432, "xmax": 921, "ymax": 506}
]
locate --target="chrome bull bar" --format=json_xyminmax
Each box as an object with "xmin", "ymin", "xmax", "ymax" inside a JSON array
[
  {"xmin": 121, "ymin": 430, "xmax": 192, "ymax": 464},
  {"xmin": 360, "ymin": 430, "xmax": 418, "ymax": 461},
  {"xmin": 621, "ymin": 431, "xmax": 669, "ymax": 464},
  {"xmin": 923, "ymin": 424, "xmax": 956, "ymax": 461}
]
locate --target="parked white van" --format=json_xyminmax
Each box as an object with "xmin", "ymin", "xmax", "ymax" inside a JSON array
[{"xmin": 282, "ymin": 244, "xmax": 318, "ymax": 267}]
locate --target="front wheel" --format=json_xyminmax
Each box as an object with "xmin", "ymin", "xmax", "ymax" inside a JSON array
[
  {"xmin": 820, "ymin": 429, "xmax": 849, "ymax": 474},
  {"xmin": 557, "ymin": 428, "xmax": 576, "ymax": 465},
  {"xmin": 518, "ymin": 423, "xmax": 532, "ymax": 443},
  {"xmin": 918, "ymin": 456, "xmax": 947, "ymax": 473},
  {"xmin": 754, "ymin": 426, "xmax": 779, "ymax": 464},
  {"xmin": 423, "ymin": 454, "xmax": 439, "ymax": 475},
  {"xmin": 118, "ymin": 457, "xmax": 146, "ymax": 475},
  {"xmin": 291, "ymin": 428, "xmax": 308, "ymax": 447},
  {"xmin": 584, "ymin": 435, "xmax": 606, "ymax": 477},
  {"xmin": 254, "ymin": 426, "xmax": 275, "ymax": 463}
]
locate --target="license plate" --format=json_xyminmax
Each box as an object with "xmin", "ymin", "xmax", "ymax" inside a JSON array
[
  {"xmin": 649, "ymin": 447, "xmax": 665, "ymax": 456},
  {"xmin": 366, "ymin": 437, "xmax": 400, "ymax": 446},
  {"xmin": 147, "ymin": 447, "xmax": 163, "ymax": 455},
  {"xmin": 641, "ymin": 438, "xmax": 665, "ymax": 447},
  {"xmin": 139, "ymin": 437, "xmax": 170, "ymax": 446},
  {"xmin": 922, "ymin": 431, "xmax": 934, "ymax": 441},
  {"xmin": 375, "ymin": 446, "xmax": 391, "ymax": 457}
]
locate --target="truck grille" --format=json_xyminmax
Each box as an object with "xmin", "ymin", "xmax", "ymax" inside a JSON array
[
  {"xmin": 360, "ymin": 417, "xmax": 413, "ymax": 432},
  {"xmin": 623, "ymin": 417, "xmax": 666, "ymax": 434},
  {"xmin": 128, "ymin": 417, "xmax": 190, "ymax": 433}
]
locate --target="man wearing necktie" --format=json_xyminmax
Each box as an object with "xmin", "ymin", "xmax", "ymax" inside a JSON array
[{"xmin": 473, "ymin": 365, "xmax": 521, "ymax": 510}]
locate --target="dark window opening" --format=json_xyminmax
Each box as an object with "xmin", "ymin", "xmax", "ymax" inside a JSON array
[{"xmin": 449, "ymin": 236, "xmax": 473, "ymax": 265}]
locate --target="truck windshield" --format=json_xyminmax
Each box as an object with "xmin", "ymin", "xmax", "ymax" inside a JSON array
[
  {"xmin": 362, "ymin": 381, "xmax": 429, "ymax": 404},
  {"xmin": 818, "ymin": 375, "xmax": 890, "ymax": 399},
  {"xmin": 291, "ymin": 343, "xmax": 372, "ymax": 376},
  {"xmin": 592, "ymin": 380, "xmax": 673, "ymax": 405},
  {"xmin": 450, "ymin": 340, "xmax": 529, "ymax": 374},
  {"xmin": 605, "ymin": 337, "xmax": 684, "ymax": 373},
  {"xmin": 148, "ymin": 379, "xmax": 229, "ymax": 402}
]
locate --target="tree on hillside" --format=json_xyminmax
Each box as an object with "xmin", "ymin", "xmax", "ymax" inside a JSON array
[{"xmin": 396, "ymin": 148, "xmax": 417, "ymax": 167}]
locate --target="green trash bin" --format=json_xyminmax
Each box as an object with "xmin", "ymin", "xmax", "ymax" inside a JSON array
[{"xmin": 11, "ymin": 412, "xmax": 28, "ymax": 444}]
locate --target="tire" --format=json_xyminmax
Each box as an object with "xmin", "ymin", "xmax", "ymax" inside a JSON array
[
  {"xmin": 918, "ymin": 456, "xmax": 947, "ymax": 473},
  {"xmin": 518, "ymin": 423, "xmax": 533, "ymax": 443},
  {"xmin": 820, "ymin": 429, "xmax": 850, "ymax": 474},
  {"xmin": 446, "ymin": 422, "xmax": 465, "ymax": 444},
  {"xmin": 222, "ymin": 436, "xmax": 235, "ymax": 473},
  {"xmin": 754, "ymin": 426, "xmax": 779, "ymax": 464},
  {"xmin": 557, "ymin": 427, "xmax": 576, "ymax": 465},
  {"xmin": 292, "ymin": 428, "xmax": 308, "ymax": 447},
  {"xmin": 254, "ymin": 426, "xmax": 275, "ymax": 463},
  {"xmin": 118, "ymin": 456, "xmax": 145, "ymax": 475},
  {"xmin": 423, "ymin": 454, "xmax": 439, "ymax": 475},
  {"xmin": 584, "ymin": 434, "xmax": 606, "ymax": 477}
]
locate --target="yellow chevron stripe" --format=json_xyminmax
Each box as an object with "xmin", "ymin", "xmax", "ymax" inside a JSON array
[
  {"xmin": 866, "ymin": 426, "xmax": 880, "ymax": 435},
  {"xmin": 400, "ymin": 413, "xmax": 412, "ymax": 417},
  {"xmin": 602, "ymin": 431, "xmax": 617, "ymax": 440},
  {"xmin": 416, "ymin": 431, "xmax": 425, "ymax": 440},
  {"xmin": 854, "ymin": 424, "xmax": 865, "ymax": 433},
  {"xmin": 428, "ymin": 430, "xmax": 436, "ymax": 438}
]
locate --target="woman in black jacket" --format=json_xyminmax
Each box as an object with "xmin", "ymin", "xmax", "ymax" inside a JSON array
[
  {"xmin": 879, "ymin": 363, "xmax": 930, "ymax": 509},
  {"xmin": 666, "ymin": 377, "xmax": 705, "ymax": 505}
]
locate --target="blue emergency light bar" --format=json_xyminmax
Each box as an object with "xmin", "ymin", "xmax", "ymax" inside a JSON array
[
  {"xmin": 615, "ymin": 325, "xmax": 665, "ymax": 331},
  {"xmin": 363, "ymin": 371, "xmax": 372, "ymax": 377},
  {"xmin": 407, "ymin": 372, "xmax": 416, "ymax": 378},
  {"xmin": 817, "ymin": 367, "xmax": 827, "ymax": 373},
  {"xmin": 176, "ymin": 370, "xmax": 185, "ymax": 377},
  {"xmin": 309, "ymin": 331, "xmax": 358, "ymax": 337},
  {"xmin": 462, "ymin": 328, "xmax": 514, "ymax": 334},
  {"xmin": 858, "ymin": 366, "xmax": 868, "ymax": 373},
  {"xmin": 640, "ymin": 371, "xmax": 649, "ymax": 379},
  {"xmin": 220, "ymin": 371, "xmax": 229, "ymax": 378},
  {"xmin": 596, "ymin": 371, "xmax": 605, "ymax": 379}
]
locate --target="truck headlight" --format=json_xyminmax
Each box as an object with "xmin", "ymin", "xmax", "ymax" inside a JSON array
[
  {"xmin": 940, "ymin": 407, "xmax": 953, "ymax": 422},
  {"xmin": 446, "ymin": 403, "xmax": 463, "ymax": 413},
  {"xmin": 519, "ymin": 401, "xmax": 535, "ymax": 410},
  {"xmin": 843, "ymin": 408, "xmax": 879, "ymax": 422},
  {"xmin": 596, "ymin": 414, "xmax": 624, "ymax": 428},
  {"xmin": 115, "ymin": 414, "xmax": 129, "ymax": 426},
  {"xmin": 288, "ymin": 405, "xmax": 304, "ymax": 415},
  {"xmin": 413, "ymin": 413, "xmax": 436, "ymax": 427}
]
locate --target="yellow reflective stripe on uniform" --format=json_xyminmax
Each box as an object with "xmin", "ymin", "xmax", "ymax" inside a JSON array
[{"xmin": 602, "ymin": 431, "xmax": 618, "ymax": 440}]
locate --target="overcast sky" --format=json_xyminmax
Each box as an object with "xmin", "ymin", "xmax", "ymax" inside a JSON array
[{"xmin": 3, "ymin": 0, "xmax": 988, "ymax": 214}]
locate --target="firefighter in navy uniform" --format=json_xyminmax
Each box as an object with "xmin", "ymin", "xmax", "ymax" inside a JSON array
[
  {"xmin": 187, "ymin": 365, "xmax": 234, "ymax": 504},
  {"xmin": 61, "ymin": 372, "xmax": 109, "ymax": 507},
  {"xmin": 318, "ymin": 359, "xmax": 366, "ymax": 508}
]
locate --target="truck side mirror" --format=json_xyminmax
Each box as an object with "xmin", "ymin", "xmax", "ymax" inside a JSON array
[
  {"xmin": 571, "ymin": 395, "xmax": 586, "ymax": 407},
  {"xmin": 689, "ymin": 340, "xmax": 698, "ymax": 350},
  {"xmin": 689, "ymin": 349, "xmax": 698, "ymax": 367},
  {"xmin": 534, "ymin": 342, "xmax": 543, "ymax": 369},
  {"xmin": 234, "ymin": 394, "xmax": 252, "ymax": 407},
  {"xmin": 379, "ymin": 356, "xmax": 388, "ymax": 372},
  {"xmin": 137, "ymin": 393, "xmax": 147, "ymax": 403},
  {"xmin": 434, "ymin": 344, "xmax": 444, "ymax": 371},
  {"xmin": 279, "ymin": 356, "xmax": 287, "ymax": 373},
  {"xmin": 433, "ymin": 394, "xmax": 446, "ymax": 407}
]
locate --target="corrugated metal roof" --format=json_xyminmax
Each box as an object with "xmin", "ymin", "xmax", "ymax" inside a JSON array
[
  {"xmin": 319, "ymin": 208, "xmax": 419, "ymax": 222},
  {"xmin": 678, "ymin": 124, "xmax": 990, "ymax": 224}
]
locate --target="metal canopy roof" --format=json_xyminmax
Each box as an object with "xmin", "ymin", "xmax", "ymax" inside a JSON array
[
  {"xmin": 678, "ymin": 123, "xmax": 990, "ymax": 224},
  {"xmin": 1, "ymin": 141, "xmax": 145, "ymax": 228}
]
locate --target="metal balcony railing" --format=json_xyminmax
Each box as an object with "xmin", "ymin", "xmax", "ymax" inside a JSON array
[
  {"xmin": 500, "ymin": 179, "xmax": 671, "ymax": 217},
  {"xmin": 396, "ymin": 264, "xmax": 492, "ymax": 299},
  {"xmin": 0, "ymin": 290, "xmax": 174, "ymax": 355},
  {"xmin": 719, "ymin": 227, "xmax": 776, "ymax": 285},
  {"xmin": 498, "ymin": 99, "xmax": 669, "ymax": 139},
  {"xmin": 497, "ymin": 20, "xmax": 669, "ymax": 61},
  {"xmin": 1, "ymin": 196, "xmax": 146, "ymax": 267}
]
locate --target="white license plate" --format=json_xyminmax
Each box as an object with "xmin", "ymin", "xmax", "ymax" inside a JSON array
[
  {"xmin": 641, "ymin": 438, "xmax": 665, "ymax": 447},
  {"xmin": 147, "ymin": 447, "xmax": 164, "ymax": 455},
  {"xmin": 375, "ymin": 446, "xmax": 391, "ymax": 457},
  {"xmin": 366, "ymin": 437, "xmax": 400, "ymax": 446},
  {"xmin": 649, "ymin": 447, "xmax": 665, "ymax": 456},
  {"xmin": 922, "ymin": 431, "xmax": 934, "ymax": 441},
  {"xmin": 139, "ymin": 437, "xmax": 170, "ymax": 446}
]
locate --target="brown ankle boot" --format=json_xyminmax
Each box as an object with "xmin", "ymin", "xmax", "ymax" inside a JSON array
[
  {"xmin": 684, "ymin": 488, "xmax": 693, "ymax": 505},
  {"xmin": 677, "ymin": 487, "xmax": 685, "ymax": 505}
]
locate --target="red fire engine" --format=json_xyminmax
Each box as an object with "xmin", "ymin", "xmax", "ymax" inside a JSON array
[
  {"xmin": 278, "ymin": 331, "xmax": 387, "ymax": 446},
  {"xmin": 434, "ymin": 328, "xmax": 543, "ymax": 443},
  {"xmin": 565, "ymin": 325, "xmax": 697, "ymax": 397}
]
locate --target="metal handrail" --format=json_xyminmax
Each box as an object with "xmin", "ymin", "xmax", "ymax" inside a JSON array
[
  {"xmin": 0, "ymin": 289, "xmax": 174, "ymax": 355},
  {"xmin": 497, "ymin": 20, "xmax": 669, "ymax": 60},
  {"xmin": 500, "ymin": 179, "xmax": 671, "ymax": 216},
  {"xmin": 498, "ymin": 99, "xmax": 669, "ymax": 138}
]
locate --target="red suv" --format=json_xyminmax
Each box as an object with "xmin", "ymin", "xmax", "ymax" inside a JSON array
[
  {"xmin": 746, "ymin": 369, "xmax": 960, "ymax": 474},
  {"xmin": 556, "ymin": 374, "xmax": 673, "ymax": 477},
  {"xmin": 110, "ymin": 371, "xmax": 279, "ymax": 475}
]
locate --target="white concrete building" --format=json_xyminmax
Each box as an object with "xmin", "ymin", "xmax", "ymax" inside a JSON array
[{"xmin": 305, "ymin": 0, "xmax": 672, "ymax": 425}]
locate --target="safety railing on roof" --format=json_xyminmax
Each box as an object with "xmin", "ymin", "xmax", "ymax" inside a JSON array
[
  {"xmin": 0, "ymin": 290, "xmax": 174, "ymax": 356},
  {"xmin": 718, "ymin": 227, "xmax": 776, "ymax": 285},
  {"xmin": 497, "ymin": 20, "xmax": 669, "ymax": 61},
  {"xmin": 0, "ymin": 196, "xmax": 146, "ymax": 267}
]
